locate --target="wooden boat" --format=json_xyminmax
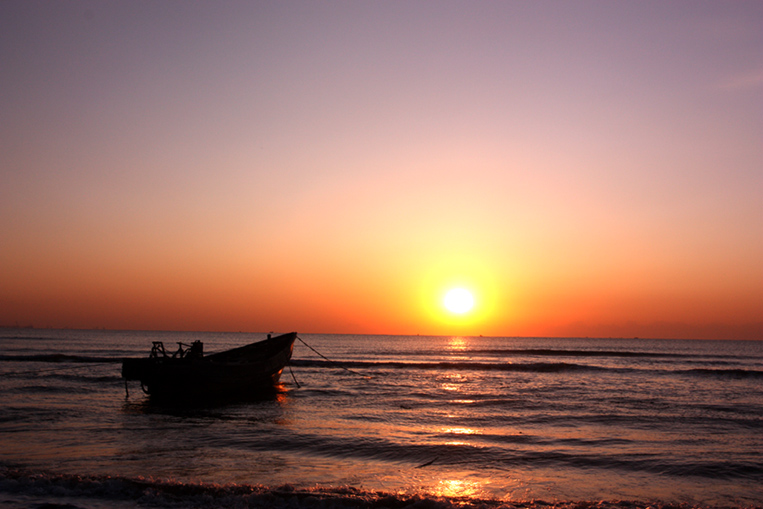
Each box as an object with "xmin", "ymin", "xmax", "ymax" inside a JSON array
[{"xmin": 122, "ymin": 332, "xmax": 297, "ymax": 400}]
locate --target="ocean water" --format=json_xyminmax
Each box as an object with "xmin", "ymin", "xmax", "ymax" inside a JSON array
[{"xmin": 0, "ymin": 328, "xmax": 761, "ymax": 508}]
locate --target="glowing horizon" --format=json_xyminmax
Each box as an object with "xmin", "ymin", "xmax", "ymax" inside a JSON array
[{"xmin": 0, "ymin": 2, "xmax": 761, "ymax": 340}]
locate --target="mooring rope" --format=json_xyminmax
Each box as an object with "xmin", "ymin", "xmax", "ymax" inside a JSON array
[
  {"xmin": 295, "ymin": 335, "xmax": 370, "ymax": 379},
  {"xmin": 287, "ymin": 363, "xmax": 301, "ymax": 388}
]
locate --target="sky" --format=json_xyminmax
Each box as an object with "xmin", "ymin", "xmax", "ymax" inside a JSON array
[{"xmin": 1, "ymin": 1, "xmax": 761, "ymax": 339}]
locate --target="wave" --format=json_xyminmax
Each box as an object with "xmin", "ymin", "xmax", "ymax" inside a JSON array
[
  {"xmin": 409, "ymin": 348, "xmax": 755, "ymax": 361},
  {"xmin": 681, "ymin": 368, "xmax": 763, "ymax": 379},
  {"xmin": 0, "ymin": 468, "xmax": 756, "ymax": 509},
  {"xmin": 4, "ymin": 354, "xmax": 759, "ymax": 379},
  {"xmin": 290, "ymin": 359, "xmax": 763, "ymax": 380},
  {"xmin": 0, "ymin": 353, "xmax": 121, "ymax": 363},
  {"xmin": 290, "ymin": 358, "xmax": 613, "ymax": 374},
  {"xmin": 469, "ymin": 348, "xmax": 691, "ymax": 358},
  {"xmin": 246, "ymin": 427, "xmax": 763, "ymax": 482}
]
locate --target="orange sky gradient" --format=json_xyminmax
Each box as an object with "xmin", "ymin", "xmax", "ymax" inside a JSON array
[{"xmin": 1, "ymin": 2, "xmax": 761, "ymax": 339}]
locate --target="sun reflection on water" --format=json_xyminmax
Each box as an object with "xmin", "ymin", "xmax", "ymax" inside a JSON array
[
  {"xmin": 447, "ymin": 337, "xmax": 467, "ymax": 351},
  {"xmin": 441, "ymin": 426, "xmax": 481, "ymax": 446},
  {"xmin": 434, "ymin": 479, "xmax": 483, "ymax": 498},
  {"xmin": 441, "ymin": 427, "xmax": 480, "ymax": 435},
  {"xmin": 439, "ymin": 372, "xmax": 468, "ymax": 392}
]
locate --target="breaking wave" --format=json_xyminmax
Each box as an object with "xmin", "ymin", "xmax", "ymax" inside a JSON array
[{"xmin": 1, "ymin": 468, "xmax": 755, "ymax": 509}]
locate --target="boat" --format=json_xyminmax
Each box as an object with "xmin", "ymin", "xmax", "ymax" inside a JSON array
[{"xmin": 122, "ymin": 332, "xmax": 297, "ymax": 400}]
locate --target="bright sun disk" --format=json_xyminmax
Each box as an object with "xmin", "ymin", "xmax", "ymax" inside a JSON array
[{"xmin": 443, "ymin": 288, "xmax": 474, "ymax": 314}]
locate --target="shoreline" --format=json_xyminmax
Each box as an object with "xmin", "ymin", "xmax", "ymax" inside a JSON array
[{"xmin": 1, "ymin": 468, "xmax": 760, "ymax": 509}]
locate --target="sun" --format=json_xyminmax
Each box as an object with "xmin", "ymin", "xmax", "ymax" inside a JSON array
[{"xmin": 443, "ymin": 288, "xmax": 474, "ymax": 314}]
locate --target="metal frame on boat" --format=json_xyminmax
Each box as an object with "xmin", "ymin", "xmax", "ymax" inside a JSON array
[{"xmin": 121, "ymin": 332, "xmax": 297, "ymax": 400}]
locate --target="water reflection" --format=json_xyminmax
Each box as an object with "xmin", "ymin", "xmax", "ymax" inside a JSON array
[
  {"xmin": 441, "ymin": 426, "xmax": 481, "ymax": 446},
  {"xmin": 439, "ymin": 373, "xmax": 468, "ymax": 392},
  {"xmin": 441, "ymin": 427, "xmax": 480, "ymax": 435},
  {"xmin": 122, "ymin": 382, "xmax": 291, "ymax": 414},
  {"xmin": 434, "ymin": 479, "xmax": 482, "ymax": 498},
  {"xmin": 447, "ymin": 337, "xmax": 467, "ymax": 351}
]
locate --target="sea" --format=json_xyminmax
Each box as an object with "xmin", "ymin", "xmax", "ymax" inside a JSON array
[{"xmin": 0, "ymin": 328, "xmax": 761, "ymax": 509}]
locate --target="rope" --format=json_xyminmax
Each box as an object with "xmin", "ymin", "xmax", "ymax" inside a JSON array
[
  {"xmin": 288, "ymin": 364, "xmax": 301, "ymax": 388},
  {"xmin": 296, "ymin": 336, "xmax": 370, "ymax": 379}
]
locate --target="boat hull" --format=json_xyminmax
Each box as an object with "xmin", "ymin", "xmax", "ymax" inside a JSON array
[{"xmin": 122, "ymin": 332, "xmax": 296, "ymax": 400}]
